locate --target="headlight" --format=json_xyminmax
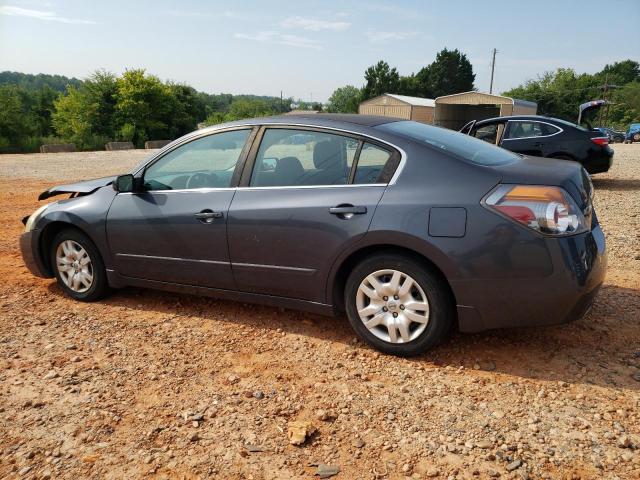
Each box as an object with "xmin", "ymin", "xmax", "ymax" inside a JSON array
[
  {"xmin": 24, "ymin": 203, "xmax": 53, "ymax": 232},
  {"xmin": 484, "ymin": 185, "xmax": 588, "ymax": 236}
]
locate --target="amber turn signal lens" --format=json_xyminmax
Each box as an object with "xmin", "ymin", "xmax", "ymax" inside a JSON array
[{"xmin": 502, "ymin": 185, "xmax": 567, "ymax": 204}]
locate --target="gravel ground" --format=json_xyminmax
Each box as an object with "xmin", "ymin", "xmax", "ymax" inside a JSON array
[{"xmin": 0, "ymin": 145, "xmax": 639, "ymax": 480}]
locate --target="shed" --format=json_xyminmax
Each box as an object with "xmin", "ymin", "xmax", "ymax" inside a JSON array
[
  {"xmin": 358, "ymin": 94, "xmax": 435, "ymax": 124},
  {"xmin": 434, "ymin": 91, "xmax": 537, "ymax": 130}
]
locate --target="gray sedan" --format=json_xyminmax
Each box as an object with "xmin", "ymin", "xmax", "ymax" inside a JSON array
[{"xmin": 20, "ymin": 114, "xmax": 606, "ymax": 356}]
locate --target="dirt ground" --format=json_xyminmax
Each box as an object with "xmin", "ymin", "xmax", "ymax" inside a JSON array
[{"xmin": 0, "ymin": 145, "xmax": 639, "ymax": 480}]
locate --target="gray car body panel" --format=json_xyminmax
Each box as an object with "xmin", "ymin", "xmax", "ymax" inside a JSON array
[{"xmin": 22, "ymin": 114, "xmax": 606, "ymax": 333}]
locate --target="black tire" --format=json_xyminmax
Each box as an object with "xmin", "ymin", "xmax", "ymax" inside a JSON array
[
  {"xmin": 344, "ymin": 253, "xmax": 454, "ymax": 356},
  {"xmin": 50, "ymin": 228, "xmax": 111, "ymax": 301}
]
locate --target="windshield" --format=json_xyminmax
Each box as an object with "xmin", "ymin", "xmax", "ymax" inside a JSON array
[{"xmin": 377, "ymin": 121, "xmax": 519, "ymax": 166}]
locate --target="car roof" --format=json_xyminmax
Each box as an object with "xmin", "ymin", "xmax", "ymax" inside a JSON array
[
  {"xmin": 199, "ymin": 113, "xmax": 404, "ymax": 133},
  {"xmin": 474, "ymin": 115, "xmax": 564, "ymax": 124}
]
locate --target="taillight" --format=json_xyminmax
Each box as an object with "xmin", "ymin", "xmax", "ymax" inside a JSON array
[
  {"xmin": 484, "ymin": 185, "xmax": 588, "ymax": 235},
  {"xmin": 591, "ymin": 137, "xmax": 609, "ymax": 146}
]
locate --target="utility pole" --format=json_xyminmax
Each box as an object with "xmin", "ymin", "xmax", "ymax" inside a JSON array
[
  {"xmin": 280, "ymin": 90, "xmax": 283, "ymax": 113},
  {"xmin": 489, "ymin": 48, "xmax": 497, "ymax": 94},
  {"xmin": 599, "ymin": 75, "xmax": 608, "ymax": 126}
]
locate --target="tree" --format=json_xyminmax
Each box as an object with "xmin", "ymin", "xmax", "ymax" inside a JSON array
[
  {"xmin": 83, "ymin": 70, "xmax": 118, "ymax": 139},
  {"xmin": 326, "ymin": 85, "xmax": 362, "ymax": 113},
  {"xmin": 398, "ymin": 74, "xmax": 419, "ymax": 97},
  {"xmin": 167, "ymin": 83, "xmax": 203, "ymax": 137},
  {"xmin": 362, "ymin": 61, "xmax": 400, "ymax": 100},
  {"xmin": 52, "ymin": 85, "xmax": 96, "ymax": 149},
  {"xmin": 502, "ymin": 62, "xmax": 640, "ymax": 129},
  {"xmin": 52, "ymin": 70, "xmax": 118, "ymax": 149},
  {"xmin": 607, "ymin": 81, "xmax": 640, "ymax": 128},
  {"xmin": 415, "ymin": 48, "xmax": 475, "ymax": 98},
  {"xmin": 114, "ymin": 69, "xmax": 175, "ymax": 147},
  {"xmin": 203, "ymin": 98, "xmax": 277, "ymax": 125},
  {"xmin": 0, "ymin": 85, "xmax": 37, "ymax": 152},
  {"xmin": 596, "ymin": 60, "xmax": 640, "ymax": 86}
]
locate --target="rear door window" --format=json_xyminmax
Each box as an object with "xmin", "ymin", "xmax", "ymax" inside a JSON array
[
  {"xmin": 250, "ymin": 129, "xmax": 357, "ymax": 187},
  {"xmin": 505, "ymin": 121, "xmax": 560, "ymax": 139},
  {"xmin": 249, "ymin": 128, "xmax": 399, "ymax": 187},
  {"xmin": 353, "ymin": 143, "xmax": 392, "ymax": 184}
]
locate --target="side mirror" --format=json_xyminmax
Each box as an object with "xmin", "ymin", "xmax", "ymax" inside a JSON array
[{"xmin": 113, "ymin": 174, "xmax": 136, "ymax": 193}]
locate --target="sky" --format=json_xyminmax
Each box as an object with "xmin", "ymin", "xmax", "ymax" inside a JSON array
[{"xmin": 1, "ymin": 0, "xmax": 638, "ymax": 102}]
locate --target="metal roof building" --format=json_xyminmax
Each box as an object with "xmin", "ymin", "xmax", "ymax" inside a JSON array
[
  {"xmin": 434, "ymin": 91, "xmax": 537, "ymax": 130},
  {"xmin": 358, "ymin": 94, "xmax": 436, "ymax": 124}
]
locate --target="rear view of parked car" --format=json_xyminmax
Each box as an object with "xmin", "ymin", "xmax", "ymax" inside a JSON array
[
  {"xmin": 461, "ymin": 115, "xmax": 613, "ymax": 174},
  {"xmin": 20, "ymin": 114, "xmax": 606, "ymax": 356},
  {"xmin": 597, "ymin": 127, "xmax": 625, "ymax": 143}
]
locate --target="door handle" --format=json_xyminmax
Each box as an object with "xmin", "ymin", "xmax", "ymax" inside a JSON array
[
  {"xmin": 329, "ymin": 205, "xmax": 367, "ymax": 216},
  {"xmin": 194, "ymin": 209, "xmax": 223, "ymax": 223}
]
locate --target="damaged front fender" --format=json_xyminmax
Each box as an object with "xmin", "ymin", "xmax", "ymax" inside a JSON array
[{"xmin": 38, "ymin": 176, "xmax": 117, "ymax": 200}]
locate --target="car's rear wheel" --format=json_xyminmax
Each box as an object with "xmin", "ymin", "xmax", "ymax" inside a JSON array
[
  {"xmin": 50, "ymin": 228, "xmax": 110, "ymax": 301},
  {"xmin": 344, "ymin": 253, "xmax": 453, "ymax": 356},
  {"xmin": 633, "ymin": 133, "xmax": 640, "ymax": 142}
]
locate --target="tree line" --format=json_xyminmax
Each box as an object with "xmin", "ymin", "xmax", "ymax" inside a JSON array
[
  {"xmin": 325, "ymin": 54, "xmax": 639, "ymax": 131},
  {"xmin": 326, "ymin": 48, "xmax": 475, "ymax": 113},
  {"xmin": 1, "ymin": 54, "xmax": 638, "ymax": 153},
  {"xmin": 502, "ymin": 60, "xmax": 639, "ymax": 129},
  {"xmin": 0, "ymin": 70, "xmax": 291, "ymax": 153}
]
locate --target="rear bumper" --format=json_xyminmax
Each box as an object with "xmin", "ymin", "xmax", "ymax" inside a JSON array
[
  {"xmin": 453, "ymin": 224, "xmax": 607, "ymax": 332},
  {"xmin": 19, "ymin": 230, "xmax": 50, "ymax": 278},
  {"xmin": 585, "ymin": 148, "xmax": 613, "ymax": 174}
]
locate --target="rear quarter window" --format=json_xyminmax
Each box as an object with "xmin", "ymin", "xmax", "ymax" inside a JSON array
[{"xmin": 378, "ymin": 121, "xmax": 518, "ymax": 166}]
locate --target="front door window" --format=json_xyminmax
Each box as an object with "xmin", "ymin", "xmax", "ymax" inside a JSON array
[{"xmin": 144, "ymin": 129, "xmax": 251, "ymax": 190}]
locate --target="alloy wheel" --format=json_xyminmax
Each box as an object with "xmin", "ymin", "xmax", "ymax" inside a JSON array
[
  {"xmin": 55, "ymin": 240, "xmax": 94, "ymax": 293},
  {"xmin": 356, "ymin": 269, "xmax": 430, "ymax": 344}
]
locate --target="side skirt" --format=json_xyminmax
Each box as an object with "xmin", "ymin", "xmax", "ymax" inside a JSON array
[{"xmin": 106, "ymin": 269, "xmax": 335, "ymax": 317}]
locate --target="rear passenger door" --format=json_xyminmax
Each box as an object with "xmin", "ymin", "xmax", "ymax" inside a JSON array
[
  {"xmin": 227, "ymin": 127, "xmax": 399, "ymax": 303},
  {"xmin": 501, "ymin": 120, "xmax": 561, "ymax": 157}
]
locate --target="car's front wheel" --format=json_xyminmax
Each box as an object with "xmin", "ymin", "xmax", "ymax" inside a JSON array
[
  {"xmin": 344, "ymin": 253, "xmax": 453, "ymax": 356},
  {"xmin": 50, "ymin": 228, "xmax": 110, "ymax": 301}
]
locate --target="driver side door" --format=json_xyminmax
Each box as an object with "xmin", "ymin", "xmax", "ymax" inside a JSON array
[{"xmin": 106, "ymin": 128, "xmax": 254, "ymax": 288}]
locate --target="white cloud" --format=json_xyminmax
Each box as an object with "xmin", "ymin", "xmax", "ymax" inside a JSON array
[
  {"xmin": 280, "ymin": 16, "xmax": 350, "ymax": 31},
  {"xmin": 234, "ymin": 31, "xmax": 323, "ymax": 50},
  {"xmin": 0, "ymin": 5, "xmax": 96, "ymax": 24},
  {"xmin": 366, "ymin": 30, "xmax": 419, "ymax": 44},
  {"xmin": 164, "ymin": 9, "xmax": 249, "ymax": 20}
]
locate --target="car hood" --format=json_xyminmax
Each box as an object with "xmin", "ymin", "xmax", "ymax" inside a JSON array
[
  {"xmin": 38, "ymin": 176, "xmax": 116, "ymax": 200},
  {"xmin": 489, "ymin": 155, "xmax": 592, "ymax": 210}
]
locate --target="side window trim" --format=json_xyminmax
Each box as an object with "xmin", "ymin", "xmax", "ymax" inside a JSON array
[
  {"xmin": 137, "ymin": 126, "xmax": 258, "ymax": 191},
  {"xmin": 502, "ymin": 120, "xmax": 563, "ymax": 141},
  {"xmin": 239, "ymin": 125, "xmax": 400, "ymax": 188}
]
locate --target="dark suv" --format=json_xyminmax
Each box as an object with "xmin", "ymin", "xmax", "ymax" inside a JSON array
[
  {"xmin": 20, "ymin": 114, "xmax": 606, "ymax": 356},
  {"xmin": 461, "ymin": 115, "xmax": 613, "ymax": 174}
]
